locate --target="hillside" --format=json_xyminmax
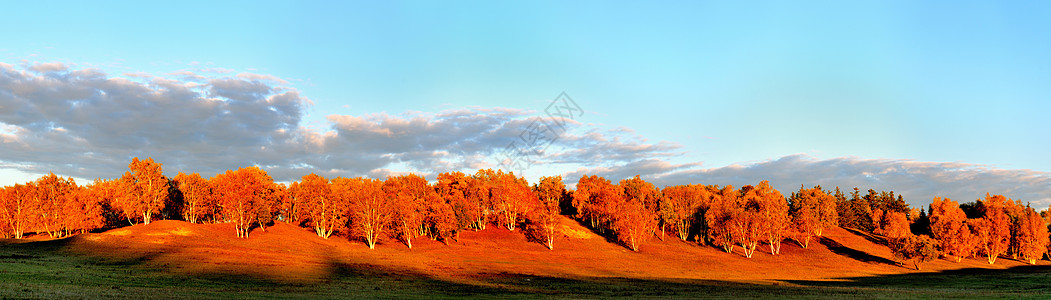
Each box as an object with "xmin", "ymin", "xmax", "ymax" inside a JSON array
[{"xmin": 40, "ymin": 216, "xmax": 1046, "ymax": 288}]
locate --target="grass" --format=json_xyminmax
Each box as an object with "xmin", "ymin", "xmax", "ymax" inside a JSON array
[{"xmin": 3, "ymin": 239, "xmax": 1051, "ymax": 299}]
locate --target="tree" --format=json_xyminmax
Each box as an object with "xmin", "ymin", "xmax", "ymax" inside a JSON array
[
  {"xmin": 620, "ymin": 175, "xmax": 661, "ymax": 239},
  {"xmin": 790, "ymin": 185, "xmax": 837, "ymax": 248},
  {"xmin": 34, "ymin": 173, "xmax": 78, "ymax": 238},
  {"xmin": 706, "ymin": 185, "xmax": 738, "ymax": 253},
  {"xmin": 531, "ymin": 176, "xmax": 566, "ymax": 250},
  {"xmin": 0, "ymin": 183, "xmax": 36, "ymax": 239},
  {"xmin": 836, "ymin": 187, "xmax": 874, "ymax": 232},
  {"xmin": 173, "ymin": 172, "xmax": 214, "ymax": 224},
  {"xmin": 64, "ymin": 183, "xmax": 105, "ymax": 236},
  {"xmin": 752, "ymin": 181, "xmax": 788, "ymax": 255},
  {"xmin": 436, "ymin": 172, "xmax": 476, "ymax": 233},
  {"xmin": 492, "ymin": 171, "xmax": 537, "ymax": 231},
  {"xmin": 660, "ymin": 184, "xmax": 708, "ymax": 241},
  {"xmin": 385, "ymin": 174, "xmax": 433, "ymax": 249},
  {"xmin": 880, "ymin": 212, "xmax": 911, "ymax": 239},
  {"xmin": 891, "ymin": 234, "xmax": 939, "ymax": 270},
  {"xmin": 613, "ymin": 200, "xmax": 657, "ymax": 252},
  {"xmin": 297, "ymin": 174, "xmax": 343, "ymax": 239},
  {"xmin": 573, "ymin": 175, "xmax": 624, "ymax": 234},
  {"xmin": 211, "ymin": 167, "xmax": 280, "ymax": 238},
  {"xmin": 979, "ymin": 194, "xmax": 1012, "ymax": 264},
  {"xmin": 344, "ymin": 177, "xmax": 389, "ymax": 249},
  {"xmin": 114, "ymin": 157, "xmax": 170, "ymax": 225},
  {"xmin": 1015, "ymin": 205, "xmax": 1048, "ymax": 264},
  {"xmin": 929, "ymin": 197, "xmax": 969, "ymax": 262}
]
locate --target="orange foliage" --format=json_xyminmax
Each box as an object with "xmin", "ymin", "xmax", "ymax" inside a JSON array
[
  {"xmin": 929, "ymin": 197, "xmax": 970, "ymax": 262},
  {"xmin": 0, "ymin": 183, "xmax": 35, "ymax": 238},
  {"xmin": 789, "ymin": 185, "xmax": 837, "ymax": 248},
  {"xmin": 880, "ymin": 212, "xmax": 911, "ymax": 239},
  {"xmin": 343, "ymin": 177, "xmax": 389, "ymax": 249},
  {"xmin": 530, "ymin": 176, "xmax": 566, "ymax": 250},
  {"xmin": 384, "ymin": 174, "xmax": 434, "ymax": 249},
  {"xmin": 1015, "ymin": 206, "xmax": 1048, "ymax": 264},
  {"xmin": 296, "ymin": 174, "xmax": 341, "ymax": 238},
  {"xmin": 659, "ymin": 184, "xmax": 709, "ymax": 241},
  {"xmin": 706, "ymin": 185, "xmax": 739, "ymax": 253},
  {"xmin": 614, "ymin": 200, "xmax": 657, "ymax": 252},
  {"xmin": 113, "ymin": 157, "xmax": 170, "ymax": 225},
  {"xmin": 978, "ymin": 194, "xmax": 1011, "ymax": 264},
  {"xmin": 492, "ymin": 171, "xmax": 537, "ymax": 231},
  {"xmin": 211, "ymin": 166, "xmax": 280, "ymax": 238},
  {"xmin": 173, "ymin": 172, "xmax": 214, "ymax": 224},
  {"xmin": 751, "ymin": 181, "xmax": 788, "ymax": 255}
]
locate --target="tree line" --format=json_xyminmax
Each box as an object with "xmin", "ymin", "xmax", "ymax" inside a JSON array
[{"xmin": 1, "ymin": 157, "xmax": 1049, "ymax": 269}]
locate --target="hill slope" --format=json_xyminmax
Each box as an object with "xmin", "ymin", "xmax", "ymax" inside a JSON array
[{"xmin": 51, "ymin": 216, "xmax": 1047, "ymax": 286}]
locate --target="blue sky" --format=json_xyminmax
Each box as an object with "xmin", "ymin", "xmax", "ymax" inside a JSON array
[{"xmin": 1, "ymin": 1, "xmax": 1049, "ymax": 208}]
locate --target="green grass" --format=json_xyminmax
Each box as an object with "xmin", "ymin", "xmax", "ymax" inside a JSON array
[{"xmin": 2, "ymin": 240, "xmax": 1050, "ymax": 299}]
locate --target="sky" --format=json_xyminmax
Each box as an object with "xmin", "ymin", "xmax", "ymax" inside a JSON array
[{"xmin": 1, "ymin": 1, "xmax": 1049, "ymax": 208}]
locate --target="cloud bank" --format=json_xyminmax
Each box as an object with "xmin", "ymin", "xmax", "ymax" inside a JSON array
[{"xmin": 1, "ymin": 62, "xmax": 1048, "ymax": 208}]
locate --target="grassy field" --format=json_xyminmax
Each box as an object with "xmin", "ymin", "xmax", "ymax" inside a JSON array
[{"xmin": 3, "ymin": 238, "xmax": 1051, "ymax": 299}]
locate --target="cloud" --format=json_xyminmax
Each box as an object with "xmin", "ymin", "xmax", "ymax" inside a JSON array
[
  {"xmin": 2, "ymin": 62, "xmax": 1048, "ymax": 210},
  {"xmin": 568, "ymin": 154, "xmax": 1051, "ymax": 208},
  {"xmin": 0, "ymin": 62, "xmax": 670, "ymax": 184}
]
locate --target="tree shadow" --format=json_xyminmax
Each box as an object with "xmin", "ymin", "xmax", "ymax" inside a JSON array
[
  {"xmin": 842, "ymin": 227, "xmax": 889, "ymax": 246},
  {"xmin": 818, "ymin": 236, "xmax": 897, "ymax": 265}
]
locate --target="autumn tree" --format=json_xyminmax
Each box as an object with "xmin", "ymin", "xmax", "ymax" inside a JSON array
[
  {"xmin": 344, "ymin": 177, "xmax": 390, "ymax": 249},
  {"xmin": 63, "ymin": 183, "xmax": 105, "ymax": 236},
  {"xmin": 751, "ymin": 181, "xmax": 788, "ymax": 255},
  {"xmin": 113, "ymin": 157, "xmax": 170, "ymax": 225},
  {"xmin": 492, "ymin": 171, "xmax": 538, "ymax": 231},
  {"xmin": 573, "ymin": 175, "xmax": 624, "ymax": 234},
  {"xmin": 282, "ymin": 181, "xmax": 307, "ymax": 225},
  {"xmin": 619, "ymin": 175, "xmax": 661, "ymax": 239},
  {"xmin": 929, "ymin": 197, "xmax": 969, "ymax": 262},
  {"xmin": 531, "ymin": 175, "xmax": 567, "ymax": 250},
  {"xmin": 880, "ymin": 211, "xmax": 911, "ymax": 239},
  {"xmin": 296, "ymin": 174, "xmax": 341, "ymax": 239},
  {"xmin": 706, "ymin": 185, "xmax": 739, "ymax": 253},
  {"xmin": 789, "ymin": 185, "xmax": 837, "ymax": 248},
  {"xmin": 660, "ymin": 184, "xmax": 708, "ymax": 241},
  {"xmin": 613, "ymin": 199, "xmax": 657, "ymax": 252},
  {"xmin": 891, "ymin": 234, "xmax": 939, "ymax": 270},
  {"xmin": 35, "ymin": 173, "xmax": 78, "ymax": 238},
  {"xmin": 436, "ymin": 172, "xmax": 476, "ymax": 233},
  {"xmin": 385, "ymin": 174, "xmax": 433, "ymax": 249},
  {"xmin": 978, "ymin": 194, "xmax": 1012, "ymax": 264},
  {"xmin": 211, "ymin": 167, "xmax": 280, "ymax": 238},
  {"xmin": 0, "ymin": 183, "xmax": 36, "ymax": 238},
  {"xmin": 173, "ymin": 172, "xmax": 214, "ymax": 224},
  {"xmin": 1015, "ymin": 205, "xmax": 1048, "ymax": 264}
]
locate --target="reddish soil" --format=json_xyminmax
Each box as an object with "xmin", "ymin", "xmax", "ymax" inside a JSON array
[{"xmin": 57, "ymin": 216, "xmax": 1048, "ymax": 285}]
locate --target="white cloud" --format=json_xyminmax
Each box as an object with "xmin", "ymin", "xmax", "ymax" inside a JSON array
[
  {"xmin": 566, "ymin": 154, "xmax": 1051, "ymax": 208},
  {"xmin": 2, "ymin": 62, "xmax": 1048, "ymax": 210}
]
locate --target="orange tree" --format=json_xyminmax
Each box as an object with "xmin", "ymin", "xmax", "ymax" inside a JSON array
[
  {"xmin": 705, "ymin": 185, "xmax": 739, "ymax": 253},
  {"xmin": 1015, "ymin": 205, "xmax": 1048, "ymax": 264},
  {"xmin": 530, "ymin": 175, "xmax": 566, "ymax": 250},
  {"xmin": 173, "ymin": 172, "xmax": 215, "ymax": 224},
  {"xmin": 929, "ymin": 197, "xmax": 970, "ymax": 262},
  {"xmin": 384, "ymin": 174, "xmax": 433, "ymax": 249},
  {"xmin": 211, "ymin": 166, "xmax": 280, "ymax": 238},
  {"xmin": 113, "ymin": 157, "xmax": 170, "ymax": 225},
  {"xmin": 297, "ymin": 174, "xmax": 343, "ymax": 239},
  {"xmin": 344, "ymin": 177, "xmax": 389, "ymax": 249},
  {"xmin": 492, "ymin": 171, "xmax": 538, "ymax": 231},
  {"xmin": 660, "ymin": 184, "xmax": 709, "ymax": 242},
  {"xmin": 978, "ymin": 194, "xmax": 1012, "ymax": 264}
]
